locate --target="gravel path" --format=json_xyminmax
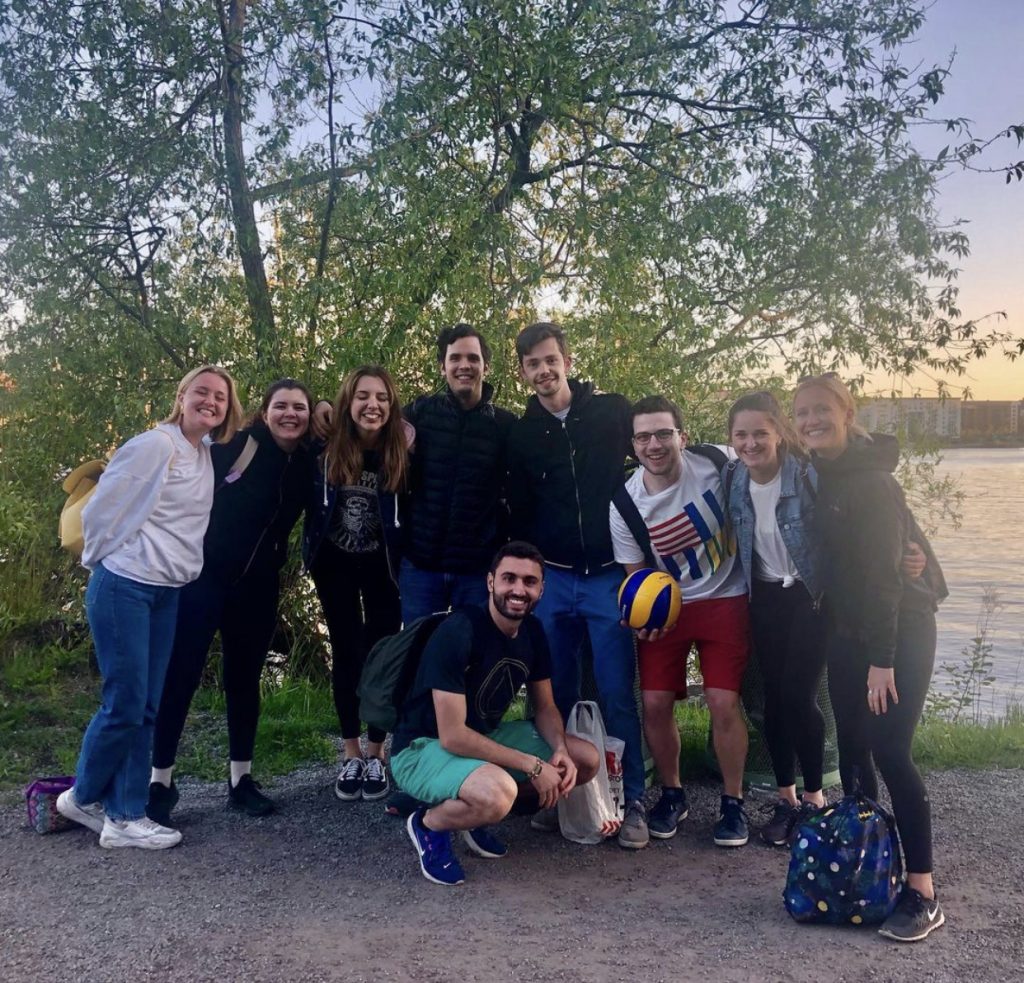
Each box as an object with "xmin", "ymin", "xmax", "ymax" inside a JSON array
[{"xmin": 1, "ymin": 767, "xmax": 1020, "ymax": 982}]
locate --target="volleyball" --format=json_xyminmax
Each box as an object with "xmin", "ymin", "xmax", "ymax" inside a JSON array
[{"xmin": 618, "ymin": 568, "xmax": 681, "ymax": 632}]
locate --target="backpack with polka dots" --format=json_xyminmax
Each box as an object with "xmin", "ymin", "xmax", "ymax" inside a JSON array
[{"xmin": 784, "ymin": 790, "xmax": 904, "ymax": 925}]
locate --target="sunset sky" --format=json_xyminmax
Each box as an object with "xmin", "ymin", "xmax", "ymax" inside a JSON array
[{"xmin": 897, "ymin": 0, "xmax": 1023, "ymax": 400}]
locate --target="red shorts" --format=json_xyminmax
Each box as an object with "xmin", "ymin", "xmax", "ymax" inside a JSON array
[{"xmin": 638, "ymin": 593, "xmax": 750, "ymax": 696}]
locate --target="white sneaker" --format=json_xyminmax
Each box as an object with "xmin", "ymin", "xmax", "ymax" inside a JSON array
[
  {"xmin": 99, "ymin": 816, "xmax": 182, "ymax": 850},
  {"xmin": 56, "ymin": 789, "xmax": 105, "ymax": 833}
]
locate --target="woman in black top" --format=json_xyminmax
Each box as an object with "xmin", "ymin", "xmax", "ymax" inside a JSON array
[
  {"xmin": 304, "ymin": 366, "xmax": 409, "ymax": 803},
  {"xmin": 792, "ymin": 374, "xmax": 947, "ymax": 943},
  {"xmin": 149, "ymin": 378, "xmax": 317, "ymax": 822}
]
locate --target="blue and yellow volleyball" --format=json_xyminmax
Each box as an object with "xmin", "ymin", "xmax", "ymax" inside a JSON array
[{"xmin": 618, "ymin": 569, "xmax": 681, "ymax": 632}]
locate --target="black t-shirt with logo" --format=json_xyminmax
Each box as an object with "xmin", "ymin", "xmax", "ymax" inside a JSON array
[
  {"xmin": 327, "ymin": 449, "xmax": 381, "ymax": 553},
  {"xmin": 390, "ymin": 605, "xmax": 552, "ymax": 758}
]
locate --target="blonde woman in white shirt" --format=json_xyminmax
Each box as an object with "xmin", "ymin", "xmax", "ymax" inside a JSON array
[{"xmin": 57, "ymin": 365, "xmax": 242, "ymax": 850}]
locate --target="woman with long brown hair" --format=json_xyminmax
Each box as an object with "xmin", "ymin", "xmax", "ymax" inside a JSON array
[{"xmin": 304, "ymin": 366, "xmax": 411, "ymax": 803}]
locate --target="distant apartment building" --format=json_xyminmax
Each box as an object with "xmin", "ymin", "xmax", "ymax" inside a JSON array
[
  {"xmin": 960, "ymin": 400, "xmax": 1023, "ymax": 438},
  {"xmin": 858, "ymin": 397, "xmax": 962, "ymax": 438},
  {"xmin": 858, "ymin": 397, "xmax": 1024, "ymax": 439}
]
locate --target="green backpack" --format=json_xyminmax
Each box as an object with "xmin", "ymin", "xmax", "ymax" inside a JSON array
[{"xmin": 358, "ymin": 613, "xmax": 449, "ymax": 733}]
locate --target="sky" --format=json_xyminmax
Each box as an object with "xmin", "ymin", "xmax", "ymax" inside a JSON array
[{"xmin": 894, "ymin": 0, "xmax": 1024, "ymax": 400}]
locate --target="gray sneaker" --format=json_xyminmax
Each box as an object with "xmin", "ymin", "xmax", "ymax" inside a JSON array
[
  {"xmin": 617, "ymin": 800, "xmax": 649, "ymax": 850},
  {"xmin": 56, "ymin": 789, "xmax": 105, "ymax": 834},
  {"xmin": 530, "ymin": 806, "xmax": 559, "ymax": 833}
]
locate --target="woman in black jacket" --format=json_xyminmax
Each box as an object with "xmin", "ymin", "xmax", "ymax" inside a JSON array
[
  {"xmin": 792, "ymin": 375, "xmax": 947, "ymax": 943},
  {"xmin": 148, "ymin": 379, "xmax": 317, "ymax": 822},
  {"xmin": 304, "ymin": 365, "xmax": 409, "ymax": 803}
]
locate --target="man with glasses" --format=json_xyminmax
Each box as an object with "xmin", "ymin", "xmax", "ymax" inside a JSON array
[
  {"xmin": 506, "ymin": 322, "xmax": 649, "ymax": 848},
  {"xmin": 609, "ymin": 395, "xmax": 751, "ymax": 848}
]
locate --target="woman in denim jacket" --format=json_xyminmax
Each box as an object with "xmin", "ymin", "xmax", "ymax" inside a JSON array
[{"xmin": 723, "ymin": 392, "xmax": 827, "ymax": 847}]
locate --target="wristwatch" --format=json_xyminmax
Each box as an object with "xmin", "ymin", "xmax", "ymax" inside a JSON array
[{"xmin": 527, "ymin": 757, "xmax": 543, "ymax": 780}]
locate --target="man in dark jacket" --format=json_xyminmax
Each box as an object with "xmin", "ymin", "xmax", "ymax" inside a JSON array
[
  {"xmin": 399, "ymin": 324, "xmax": 517, "ymax": 622},
  {"xmin": 506, "ymin": 321, "xmax": 648, "ymax": 849}
]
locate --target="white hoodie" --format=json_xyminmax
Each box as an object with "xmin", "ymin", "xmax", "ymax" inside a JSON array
[{"xmin": 81, "ymin": 423, "xmax": 214, "ymax": 586}]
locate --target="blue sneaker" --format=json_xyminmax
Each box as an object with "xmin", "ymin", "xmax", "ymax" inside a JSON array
[
  {"xmin": 406, "ymin": 808, "xmax": 466, "ymax": 886},
  {"xmin": 461, "ymin": 826, "xmax": 507, "ymax": 858},
  {"xmin": 648, "ymin": 786, "xmax": 689, "ymax": 840},
  {"xmin": 713, "ymin": 794, "xmax": 749, "ymax": 847}
]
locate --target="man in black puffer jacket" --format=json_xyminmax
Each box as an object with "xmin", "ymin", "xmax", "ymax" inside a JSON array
[
  {"xmin": 506, "ymin": 321, "xmax": 648, "ymax": 850},
  {"xmin": 399, "ymin": 324, "xmax": 517, "ymax": 622}
]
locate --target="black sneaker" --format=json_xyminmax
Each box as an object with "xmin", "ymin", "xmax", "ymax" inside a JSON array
[
  {"xmin": 361, "ymin": 756, "xmax": 390, "ymax": 801},
  {"xmin": 760, "ymin": 799, "xmax": 799, "ymax": 847},
  {"xmin": 146, "ymin": 780, "xmax": 179, "ymax": 827},
  {"xmin": 789, "ymin": 800, "xmax": 821, "ymax": 843},
  {"xmin": 228, "ymin": 774, "xmax": 275, "ymax": 817},
  {"xmin": 713, "ymin": 794, "xmax": 749, "ymax": 847},
  {"xmin": 335, "ymin": 757, "xmax": 365, "ymax": 801},
  {"xmin": 648, "ymin": 787, "xmax": 689, "ymax": 840},
  {"xmin": 878, "ymin": 888, "xmax": 945, "ymax": 942}
]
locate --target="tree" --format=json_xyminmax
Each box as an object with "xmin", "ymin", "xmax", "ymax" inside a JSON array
[{"xmin": 1, "ymin": 0, "xmax": 1020, "ymax": 640}]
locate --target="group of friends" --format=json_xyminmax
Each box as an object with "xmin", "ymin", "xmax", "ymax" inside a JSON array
[{"xmin": 55, "ymin": 321, "xmax": 947, "ymax": 943}]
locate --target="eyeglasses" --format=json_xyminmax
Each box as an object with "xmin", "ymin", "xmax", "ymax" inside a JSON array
[{"xmin": 632, "ymin": 428, "xmax": 680, "ymax": 446}]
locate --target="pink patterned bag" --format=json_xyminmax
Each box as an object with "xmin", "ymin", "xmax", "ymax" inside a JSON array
[{"xmin": 24, "ymin": 776, "xmax": 75, "ymax": 834}]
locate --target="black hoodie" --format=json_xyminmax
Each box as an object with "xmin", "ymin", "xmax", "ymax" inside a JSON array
[
  {"xmin": 812, "ymin": 433, "xmax": 945, "ymax": 668},
  {"xmin": 506, "ymin": 379, "xmax": 633, "ymax": 573}
]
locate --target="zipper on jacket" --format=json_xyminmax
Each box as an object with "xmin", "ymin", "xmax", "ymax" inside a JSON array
[
  {"xmin": 563, "ymin": 419, "xmax": 588, "ymax": 574},
  {"xmin": 376, "ymin": 493, "xmax": 400, "ymax": 589},
  {"xmin": 236, "ymin": 451, "xmax": 290, "ymax": 584}
]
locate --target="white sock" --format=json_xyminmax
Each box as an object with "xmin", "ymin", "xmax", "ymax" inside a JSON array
[
  {"xmin": 151, "ymin": 767, "xmax": 174, "ymax": 788},
  {"xmin": 230, "ymin": 761, "xmax": 252, "ymax": 788}
]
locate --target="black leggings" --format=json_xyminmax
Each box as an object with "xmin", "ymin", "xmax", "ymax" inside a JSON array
[
  {"xmin": 750, "ymin": 579, "xmax": 827, "ymax": 792},
  {"xmin": 826, "ymin": 608, "xmax": 936, "ymax": 874},
  {"xmin": 310, "ymin": 542, "xmax": 400, "ymax": 744},
  {"xmin": 153, "ymin": 567, "xmax": 279, "ymax": 768}
]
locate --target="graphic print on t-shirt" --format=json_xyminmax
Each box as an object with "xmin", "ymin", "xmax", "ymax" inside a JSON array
[
  {"xmin": 330, "ymin": 468, "xmax": 381, "ymax": 553},
  {"xmin": 648, "ymin": 489, "xmax": 735, "ymax": 583},
  {"xmin": 473, "ymin": 658, "xmax": 530, "ymax": 729}
]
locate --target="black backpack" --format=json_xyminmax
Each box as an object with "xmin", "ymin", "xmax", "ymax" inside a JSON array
[{"xmin": 357, "ymin": 613, "xmax": 448, "ymax": 733}]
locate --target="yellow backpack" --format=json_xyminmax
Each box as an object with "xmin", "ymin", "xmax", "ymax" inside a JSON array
[{"xmin": 58, "ymin": 460, "xmax": 107, "ymax": 556}]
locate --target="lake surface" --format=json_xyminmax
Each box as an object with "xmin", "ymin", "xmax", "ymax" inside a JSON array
[{"xmin": 929, "ymin": 447, "xmax": 1024, "ymax": 717}]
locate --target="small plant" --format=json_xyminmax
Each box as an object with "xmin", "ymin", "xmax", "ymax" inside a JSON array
[{"xmin": 926, "ymin": 588, "xmax": 1002, "ymax": 724}]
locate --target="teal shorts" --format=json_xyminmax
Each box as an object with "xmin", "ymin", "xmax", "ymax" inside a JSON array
[{"xmin": 390, "ymin": 720, "xmax": 553, "ymax": 805}]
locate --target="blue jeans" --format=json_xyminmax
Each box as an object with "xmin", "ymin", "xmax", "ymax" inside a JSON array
[
  {"xmin": 535, "ymin": 567, "xmax": 645, "ymax": 802},
  {"xmin": 399, "ymin": 557, "xmax": 489, "ymax": 624},
  {"xmin": 74, "ymin": 563, "xmax": 180, "ymax": 821}
]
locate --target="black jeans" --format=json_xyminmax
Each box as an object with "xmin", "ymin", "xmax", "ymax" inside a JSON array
[
  {"xmin": 310, "ymin": 542, "xmax": 400, "ymax": 744},
  {"xmin": 153, "ymin": 566, "xmax": 279, "ymax": 768},
  {"xmin": 826, "ymin": 607, "xmax": 936, "ymax": 874},
  {"xmin": 750, "ymin": 578, "xmax": 827, "ymax": 792}
]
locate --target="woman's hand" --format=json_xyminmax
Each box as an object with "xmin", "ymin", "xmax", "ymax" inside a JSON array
[
  {"xmin": 866, "ymin": 665, "xmax": 899, "ymax": 715},
  {"xmin": 310, "ymin": 401, "xmax": 333, "ymax": 441}
]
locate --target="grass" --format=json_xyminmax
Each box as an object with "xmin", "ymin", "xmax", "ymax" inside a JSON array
[
  {"xmin": 0, "ymin": 637, "xmax": 337, "ymax": 793},
  {"xmin": 3, "ymin": 636, "xmax": 1023, "ymax": 795}
]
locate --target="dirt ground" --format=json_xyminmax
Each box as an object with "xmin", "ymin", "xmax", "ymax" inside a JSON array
[{"xmin": 1, "ymin": 766, "xmax": 1020, "ymax": 983}]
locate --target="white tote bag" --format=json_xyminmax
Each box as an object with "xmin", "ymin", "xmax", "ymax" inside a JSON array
[{"xmin": 556, "ymin": 701, "xmax": 623, "ymax": 845}]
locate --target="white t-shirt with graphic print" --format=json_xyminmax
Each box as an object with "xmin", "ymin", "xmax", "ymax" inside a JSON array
[{"xmin": 609, "ymin": 449, "xmax": 746, "ymax": 602}]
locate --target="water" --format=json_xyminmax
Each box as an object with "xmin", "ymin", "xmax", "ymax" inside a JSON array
[{"xmin": 929, "ymin": 448, "xmax": 1024, "ymax": 717}]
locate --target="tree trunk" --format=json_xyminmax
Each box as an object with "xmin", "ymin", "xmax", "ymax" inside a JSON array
[{"xmin": 218, "ymin": 0, "xmax": 276, "ymax": 368}]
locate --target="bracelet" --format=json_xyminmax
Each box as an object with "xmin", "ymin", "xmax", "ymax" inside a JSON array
[{"xmin": 527, "ymin": 757, "xmax": 543, "ymax": 780}]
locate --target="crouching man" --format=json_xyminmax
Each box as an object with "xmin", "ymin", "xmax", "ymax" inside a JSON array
[{"xmin": 390, "ymin": 541, "xmax": 600, "ymax": 885}]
